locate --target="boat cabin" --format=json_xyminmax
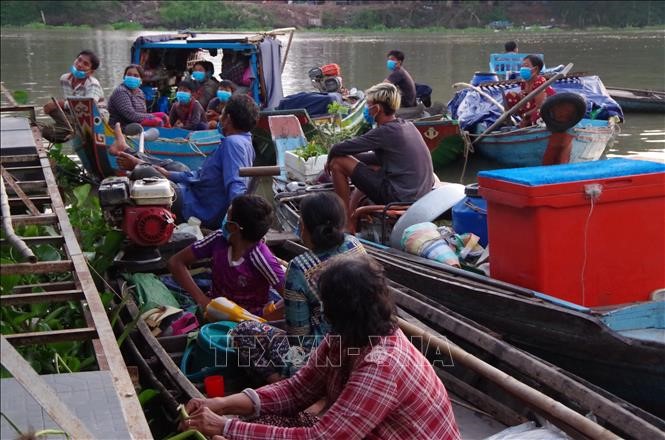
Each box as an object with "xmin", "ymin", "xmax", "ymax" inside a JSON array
[{"xmin": 129, "ymin": 29, "xmax": 293, "ymax": 111}]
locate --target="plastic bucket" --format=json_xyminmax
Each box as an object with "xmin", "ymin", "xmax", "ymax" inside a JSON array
[
  {"xmin": 471, "ymin": 72, "xmax": 499, "ymax": 86},
  {"xmin": 452, "ymin": 184, "xmax": 488, "ymax": 247}
]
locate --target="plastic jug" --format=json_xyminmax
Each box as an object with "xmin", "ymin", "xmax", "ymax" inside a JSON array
[{"xmin": 205, "ymin": 296, "xmax": 266, "ymax": 323}]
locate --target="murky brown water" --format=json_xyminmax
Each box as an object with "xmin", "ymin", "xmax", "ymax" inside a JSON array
[{"xmin": 2, "ymin": 28, "xmax": 663, "ymax": 179}]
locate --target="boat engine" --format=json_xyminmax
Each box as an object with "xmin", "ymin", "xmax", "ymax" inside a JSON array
[
  {"xmin": 308, "ymin": 63, "xmax": 343, "ymax": 93},
  {"xmin": 99, "ymin": 174, "xmax": 176, "ymax": 267}
]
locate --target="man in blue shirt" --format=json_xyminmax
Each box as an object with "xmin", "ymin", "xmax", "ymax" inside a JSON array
[{"xmin": 113, "ymin": 94, "xmax": 259, "ymax": 229}]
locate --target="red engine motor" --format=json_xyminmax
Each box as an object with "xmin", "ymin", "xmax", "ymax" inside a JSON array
[
  {"xmin": 99, "ymin": 175, "xmax": 176, "ymax": 266},
  {"xmin": 123, "ymin": 206, "xmax": 175, "ymax": 246}
]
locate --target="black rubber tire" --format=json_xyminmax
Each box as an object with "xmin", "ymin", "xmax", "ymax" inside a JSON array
[{"xmin": 541, "ymin": 92, "xmax": 587, "ymax": 133}]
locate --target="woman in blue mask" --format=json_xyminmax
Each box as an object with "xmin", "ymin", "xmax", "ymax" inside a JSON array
[
  {"xmin": 190, "ymin": 60, "xmax": 219, "ymax": 109},
  {"xmin": 108, "ymin": 64, "xmax": 171, "ymax": 129},
  {"xmin": 205, "ymin": 80, "xmax": 237, "ymax": 129},
  {"xmin": 169, "ymin": 80, "xmax": 207, "ymax": 130},
  {"xmin": 504, "ymin": 54, "xmax": 556, "ymax": 128}
]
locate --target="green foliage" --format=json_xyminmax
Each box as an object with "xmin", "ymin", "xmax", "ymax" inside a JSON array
[
  {"xmin": 295, "ymin": 102, "xmax": 356, "ymax": 161},
  {"xmin": 12, "ymin": 90, "xmax": 29, "ymax": 105},
  {"xmin": 294, "ymin": 141, "xmax": 327, "ymax": 161},
  {"xmin": 159, "ymin": 1, "xmax": 270, "ymax": 30}
]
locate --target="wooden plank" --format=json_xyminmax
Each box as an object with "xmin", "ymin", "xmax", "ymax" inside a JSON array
[
  {"xmin": 1, "ymin": 165, "xmax": 42, "ymax": 172},
  {"xmin": 4, "ymin": 327, "xmax": 98, "ymax": 346},
  {"xmin": 8, "ymin": 195, "xmax": 50, "ymax": 207},
  {"xmin": 0, "ymin": 154, "xmax": 40, "ymax": 164},
  {"xmin": 1, "ymin": 235, "xmax": 64, "ymax": 247},
  {"xmin": 2, "ymin": 166, "xmax": 40, "ymax": 215},
  {"xmin": 0, "ymin": 290, "xmax": 84, "ymax": 305},
  {"xmin": 34, "ymin": 137, "xmax": 152, "ymax": 439},
  {"xmin": 9, "ymin": 180, "xmax": 48, "ymax": 193},
  {"xmin": 12, "ymin": 280, "xmax": 76, "ymax": 293},
  {"xmin": 3, "ymin": 260, "xmax": 73, "ymax": 275},
  {"xmin": 0, "ymin": 335, "xmax": 96, "ymax": 439},
  {"xmin": 9, "ymin": 213, "xmax": 58, "ymax": 226}
]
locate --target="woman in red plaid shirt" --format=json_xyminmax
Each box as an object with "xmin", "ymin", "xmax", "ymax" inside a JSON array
[{"xmin": 182, "ymin": 255, "xmax": 460, "ymax": 440}]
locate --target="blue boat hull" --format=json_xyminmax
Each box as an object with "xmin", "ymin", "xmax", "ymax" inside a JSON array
[{"xmin": 475, "ymin": 119, "xmax": 616, "ymax": 167}]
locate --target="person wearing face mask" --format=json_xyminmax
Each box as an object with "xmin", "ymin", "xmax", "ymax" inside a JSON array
[
  {"xmin": 191, "ymin": 60, "xmax": 219, "ymax": 109},
  {"xmin": 326, "ymin": 83, "xmax": 435, "ymax": 230},
  {"xmin": 168, "ymin": 195, "xmax": 285, "ymax": 313},
  {"xmin": 206, "ymin": 80, "xmax": 238, "ymax": 129},
  {"xmin": 40, "ymin": 49, "xmax": 105, "ymax": 143},
  {"xmin": 229, "ymin": 192, "xmax": 366, "ymax": 384},
  {"xmin": 169, "ymin": 80, "xmax": 207, "ymax": 130},
  {"xmin": 107, "ymin": 64, "xmax": 170, "ymax": 129},
  {"xmin": 112, "ymin": 94, "xmax": 260, "ymax": 229},
  {"xmin": 383, "ymin": 50, "xmax": 417, "ymax": 108},
  {"xmin": 504, "ymin": 54, "xmax": 556, "ymax": 128}
]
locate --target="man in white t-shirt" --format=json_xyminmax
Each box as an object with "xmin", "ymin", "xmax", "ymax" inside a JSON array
[{"xmin": 41, "ymin": 49, "xmax": 105, "ymax": 143}]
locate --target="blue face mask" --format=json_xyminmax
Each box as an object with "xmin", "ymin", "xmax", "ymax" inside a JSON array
[
  {"xmin": 519, "ymin": 67, "xmax": 533, "ymax": 81},
  {"xmin": 386, "ymin": 59, "xmax": 398, "ymax": 71},
  {"xmin": 217, "ymin": 90, "xmax": 232, "ymax": 102},
  {"xmin": 176, "ymin": 91, "xmax": 191, "ymax": 104},
  {"xmin": 123, "ymin": 76, "xmax": 141, "ymax": 89},
  {"xmin": 220, "ymin": 214, "xmax": 231, "ymax": 240},
  {"xmin": 70, "ymin": 65, "xmax": 87, "ymax": 79},
  {"xmin": 192, "ymin": 71, "xmax": 206, "ymax": 82},
  {"xmin": 363, "ymin": 105, "xmax": 376, "ymax": 126},
  {"xmin": 294, "ymin": 223, "xmax": 302, "ymax": 239}
]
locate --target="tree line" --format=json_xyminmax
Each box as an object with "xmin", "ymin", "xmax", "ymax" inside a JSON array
[{"xmin": 1, "ymin": 1, "xmax": 663, "ymax": 29}]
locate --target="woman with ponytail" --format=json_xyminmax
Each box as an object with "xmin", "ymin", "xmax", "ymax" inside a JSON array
[{"xmin": 230, "ymin": 192, "xmax": 365, "ymax": 383}]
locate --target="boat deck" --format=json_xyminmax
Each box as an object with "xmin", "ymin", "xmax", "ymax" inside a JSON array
[{"xmin": 0, "ymin": 110, "xmax": 151, "ymax": 438}]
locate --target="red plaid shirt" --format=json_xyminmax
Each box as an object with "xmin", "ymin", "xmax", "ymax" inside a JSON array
[{"xmin": 224, "ymin": 328, "xmax": 460, "ymax": 439}]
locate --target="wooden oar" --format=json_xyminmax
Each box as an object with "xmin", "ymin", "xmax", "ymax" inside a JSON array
[{"xmin": 472, "ymin": 62, "xmax": 574, "ymax": 145}]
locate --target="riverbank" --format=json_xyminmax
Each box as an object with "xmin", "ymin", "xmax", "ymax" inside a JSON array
[{"xmin": 2, "ymin": 23, "xmax": 664, "ymax": 35}]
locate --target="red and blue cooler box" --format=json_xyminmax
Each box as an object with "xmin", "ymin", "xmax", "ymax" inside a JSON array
[{"xmin": 478, "ymin": 158, "xmax": 665, "ymax": 307}]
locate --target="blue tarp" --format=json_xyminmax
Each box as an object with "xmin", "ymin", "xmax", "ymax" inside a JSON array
[
  {"xmin": 448, "ymin": 75, "xmax": 624, "ymax": 132},
  {"xmin": 276, "ymin": 92, "xmax": 343, "ymax": 117}
]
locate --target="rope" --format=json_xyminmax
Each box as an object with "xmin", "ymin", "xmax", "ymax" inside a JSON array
[
  {"xmin": 459, "ymin": 130, "xmax": 475, "ymax": 183},
  {"xmin": 187, "ymin": 141, "xmax": 207, "ymax": 157}
]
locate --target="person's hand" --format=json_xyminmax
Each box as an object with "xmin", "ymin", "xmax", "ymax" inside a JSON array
[
  {"xmin": 175, "ymin": 121, "xmax": 184, "ymax": 128},
  {"xmin": 182, "ymin": 407, "xmax": 228, "ymax": 437}
]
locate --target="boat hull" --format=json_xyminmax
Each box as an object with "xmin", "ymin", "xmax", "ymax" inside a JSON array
[
  {"xmin": 607, "ymin": 87, "xmax": 665, "ymax": 113},
  {"xmin": 475, "ymin": 122, "xmax": 615, "ymax": 167},
  {"xmin": 412, "ymin": 116, "xmax": 464, "ymax": 167}
]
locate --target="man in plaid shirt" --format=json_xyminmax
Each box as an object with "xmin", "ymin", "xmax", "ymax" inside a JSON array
[{"xmin": 183, "ymin": 255, "xmax": 460, "ymax": 439}]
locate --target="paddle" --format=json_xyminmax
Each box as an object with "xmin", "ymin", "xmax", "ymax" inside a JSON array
[{"xmin": 472, "ymin": 62, "xmax": 574, "ymax": 145}]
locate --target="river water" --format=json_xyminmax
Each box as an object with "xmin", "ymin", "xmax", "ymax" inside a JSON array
[{"xmin": 1, "ymin": 28, "xmax": 663, "ymax": 180}]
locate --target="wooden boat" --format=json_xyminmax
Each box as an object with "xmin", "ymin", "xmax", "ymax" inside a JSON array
[
  {"xmin": 362, "ymin": 240, "xmax": 665, "ymax": 418},
  {"xmin": 606, "ymin": 87, "xmax": 665, "ymax": 113},
  {"xmin": 472, "ymin": 118, "xmax": 617, "ymax": 167},
  {"xmin": 111, "ymin": 242, "xmax": 664, "ymax": 439}
]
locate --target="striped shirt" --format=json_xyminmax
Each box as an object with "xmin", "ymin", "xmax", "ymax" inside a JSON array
[
  {"xmin": 107, "ymin": 84, "xmax": 152, "ymax": 127},
  {"xmin": 225, "ymin": 328, "xmax": 461, "ymax": 439},
  {"xmin": 60, "ymin": 73, "xmax": 105, "ymax": 105},
  {"xmin": 284, "ymin": 235, "xmax": 365, "ymax": 340},
  {"xmin": 191, "ymin": 231, "xmax": 285, "ymax": 315}
]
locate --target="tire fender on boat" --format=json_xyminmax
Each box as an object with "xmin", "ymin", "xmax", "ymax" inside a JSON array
[{"xmin": 541, "ymin": 92, "xmax": 587, "ymax": 133}]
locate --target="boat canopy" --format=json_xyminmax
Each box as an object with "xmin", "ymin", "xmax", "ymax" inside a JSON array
[{"xmin": 130, "ymin": 30, "xmax": 292, "ymax": 109}]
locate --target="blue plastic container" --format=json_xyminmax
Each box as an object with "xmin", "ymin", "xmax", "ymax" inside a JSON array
[
  {"xmin": 470, "ymin": 72, "xmax": 499, "ymax": 86},
  {"xmin": 180, "ymin": 321, "xmax": 241, "ymax": 382},
  {"xmin": 452, "ymin": 184, "xmax": 488, "ymax": 247}
]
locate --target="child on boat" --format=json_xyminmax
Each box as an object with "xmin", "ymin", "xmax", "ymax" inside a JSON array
[
  {"xmin": 167, "ymin": 194, "xmax": 285, "ymax": 318},
  {"xmin": 169, "ymin": 80, "xmax": 207, "ymax": 130},
  {"xmin": 206, "ymin": 80, "xmax": 237, "ymax": 129}
]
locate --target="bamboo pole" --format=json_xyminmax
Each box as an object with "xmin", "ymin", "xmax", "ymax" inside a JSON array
[
  {"xmin": 0, "ymin": 174, "xmax": 36, "ymax": 263},
  {"xmin": 398, "ymin": 318, "xmax": 621, "ymax": 440}
]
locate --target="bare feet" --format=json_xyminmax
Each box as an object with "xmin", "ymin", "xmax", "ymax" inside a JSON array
[
  {"xmin": 108, "ymin": 122, "xmax": 129, "ymax": 155},
  {"xmin": 115, "ymin": 151, "xmax": 143, "ymax": 171}
]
